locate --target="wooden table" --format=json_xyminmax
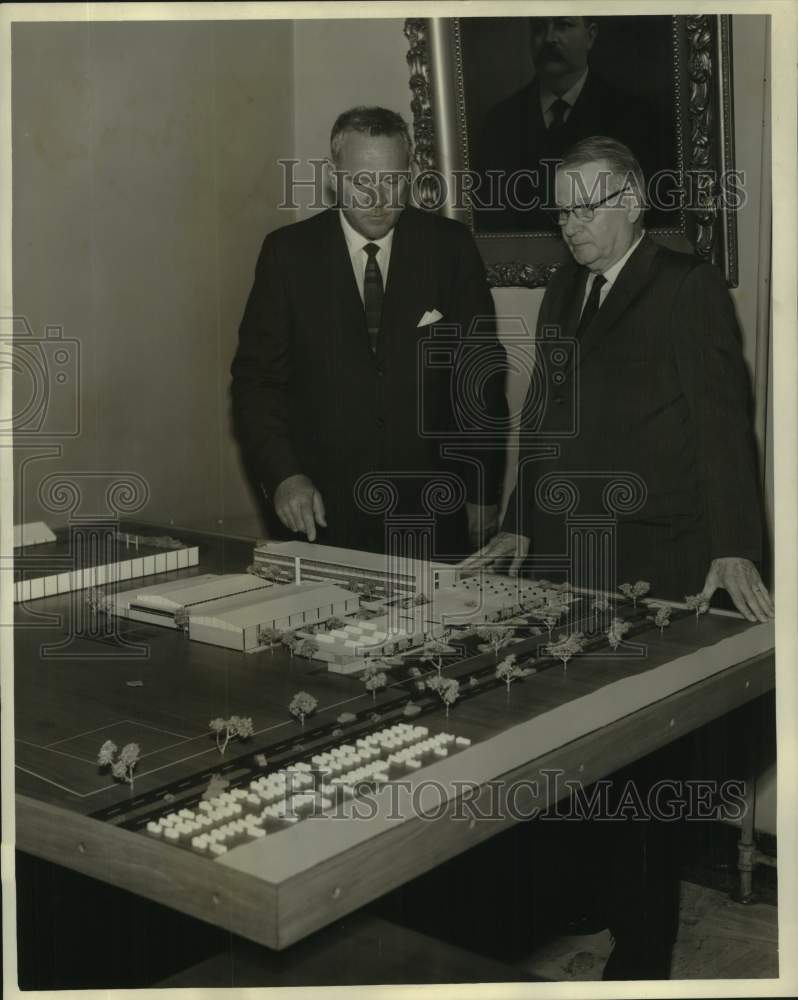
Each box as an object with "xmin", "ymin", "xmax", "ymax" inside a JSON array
[{"xmin": 13, "ymin": 522, "xmax": 775, "ymax": 974}]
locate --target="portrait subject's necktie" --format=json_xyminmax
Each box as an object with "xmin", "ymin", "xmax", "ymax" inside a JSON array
[
  {"xmin": 363, "ymin": 243, "xmax": 384, "ymax": 355},
  {"xmin": 548, "ymin": 97, "xmax": 570, "ymax": 133},
  {"xmin": 576, "ymin": 273, "xmax": 607, "ymax": 338}
]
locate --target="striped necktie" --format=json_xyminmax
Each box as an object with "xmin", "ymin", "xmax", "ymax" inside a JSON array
[{"xmin": 363, "ymin": 242, "xmax": 383, "ymax": 354}]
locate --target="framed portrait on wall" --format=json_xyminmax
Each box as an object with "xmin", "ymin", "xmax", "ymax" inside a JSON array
[{"xmin": 405, "ymin": 15, "xmax": 739, "ymax": 288}]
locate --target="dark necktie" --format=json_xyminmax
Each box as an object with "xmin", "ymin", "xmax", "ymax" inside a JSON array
[
  {"xmin": 548, "ymin": 97, "xmax": 570, "ymax": 133},
  {"xmin": 576, "ymin": 273, "xmax": 607, "ymax": 338},
  {"xmin": 363, "ymin": 242, "xmax": 383, "ymax": 354}
]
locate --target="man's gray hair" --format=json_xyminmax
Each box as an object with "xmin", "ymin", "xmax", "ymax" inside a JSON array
[
  {"xmin": 330, "ymin": 106, "xmax": 412, "ymax": 163},
  {"xmin": 559, "ymin": 136, "xmax": 648, "ymax": 213}
]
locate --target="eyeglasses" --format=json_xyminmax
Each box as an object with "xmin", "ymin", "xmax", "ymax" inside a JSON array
[{"xmin": 552, "ymin": 187, "xmax": 630, "ymax": 226}]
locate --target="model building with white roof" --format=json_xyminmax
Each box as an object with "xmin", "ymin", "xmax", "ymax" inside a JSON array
[{"xmin": 252, "ymin": 540, "xmax": 457, "ymax": 600}]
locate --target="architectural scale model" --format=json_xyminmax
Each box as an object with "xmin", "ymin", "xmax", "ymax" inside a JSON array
[
  {"xmin": 103, "ymin": 540, "xmax": 581, "ymax": 671},
  {"xmin": 13, "ymin": 529, "xmax": 199, "ymax": 604},
  {"xmin": 15, "ymin": 521, "xmax": 774, "ymax": 955}
]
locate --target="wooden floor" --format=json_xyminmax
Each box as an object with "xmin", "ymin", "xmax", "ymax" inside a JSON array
[{"xmin": 515, "ymin": 880, "xmax": 778, "ymax": 980}]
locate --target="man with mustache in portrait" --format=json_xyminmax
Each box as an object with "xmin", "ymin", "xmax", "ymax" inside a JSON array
[{"xmin": 475, "ymin": 16, "xmax": 665, "ymax": 230}]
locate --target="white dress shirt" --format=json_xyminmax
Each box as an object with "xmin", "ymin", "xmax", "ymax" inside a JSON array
[
  {"xmin": 339, "ymin": 210, "xmax": 394, "ymax": 303},
  {"xmin": 540, "ymin": 68, "xmax": 589, "ymax": 127},
  {"xmin": 580, "ymin": 230, "xmax": 646, "ymax": 317}
]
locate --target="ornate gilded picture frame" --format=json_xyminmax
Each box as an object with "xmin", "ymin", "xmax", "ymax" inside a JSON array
[{"xmin": 405, "ymin": 15, "xmax": 738, "ymax": 288}]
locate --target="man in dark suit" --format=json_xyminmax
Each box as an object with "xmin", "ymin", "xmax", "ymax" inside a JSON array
[
  {"xmin": 474, "ymin": 16, "xmax": 670, "ymax": 231},
  {"xmin": 231, "ymin": 106, "xmax": 507, "ymax": 557},
  {"xmin": 462, "ymin": 136, "xmax": 773, "ymax": 978},
  {"xmin": 466, "ymin": 135, "xmax": 772, "ymax": 618}
]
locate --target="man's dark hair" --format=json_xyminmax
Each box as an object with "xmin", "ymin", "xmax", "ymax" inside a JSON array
[
  {"xmin": 330, "ymin": 106, "xmax": 412, "ymax": 163},
  {"xmin": 528, "ymin": 15, "xmax": 599, "ymax": 32},
  {"xmin": 559, "ymin": 135, "xmax": 647, "ymax": 215}
]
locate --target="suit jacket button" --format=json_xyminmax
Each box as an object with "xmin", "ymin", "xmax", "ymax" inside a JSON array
[{"xmin": 376, "ymin": 417, "xmax": 386, "ymax": 429}]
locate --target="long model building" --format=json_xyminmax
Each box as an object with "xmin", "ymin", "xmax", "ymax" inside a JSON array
[{"xmin": 252, "ymin": 540, "xmax": 457, "ymax": 599}]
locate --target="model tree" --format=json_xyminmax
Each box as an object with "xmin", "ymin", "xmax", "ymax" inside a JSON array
[
  {"xmin": 297, "ymin": 638, "xmax": 319, "ymax": 661},
  {"xmin": 282, "ymin": 631, "xmax": 299, "ymax": 657},
  {"xmin": 476, "ymin": 626, "xmax": 509, "ymax": 659},
  {"xmin": 209, "ymin": 715, "xmax": 254, "ymax": 756},
  {"xmin": 606, "ymin": 618, "xmax": 632, "ymax": 651},
  {"xmin": 420, "ymin": 637, "xmax": 457, "ymax": 675},
  {"xmin": 98, "ymin": 740, "xmax": 141, "ymax": 790},
  {"xmin": 685, "ymin": 593, "xmax": 710, "ymax": 620},
  {"xmin": 496, "ymin": 653, "xmax": 524, "ymax": 694},
  {"xmin": 257, "ymin": 625, "xmax": 283, "ymax": 654},
  {"xmin": 618, "ymin": 581, "xmax": 651, "ymax": 608},
  {"xmin": 539, "ymin": 606, "xmax": 565, "ymax": 640},
  {"xmin": 289, "ymin": 691, "xmax": 318, "ymax": 728},
  {"xmin": 546, "ymin": 632, "xmax": 586, "ymax": 672},
  {"xmin": 426, "ymin": 675, "xmax": 460, "ymax": 718},
  {"xmin": 648, "ymin": 604, "xmax": 673, "ymax": 636},
  {"xmin": 362, "ymin": 663, "xmax": 388, "ymax": 703}
]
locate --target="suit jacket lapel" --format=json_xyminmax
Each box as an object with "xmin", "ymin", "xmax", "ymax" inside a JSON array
[
  {"xmin": 563, "ymin": 266, "xmax": 589, "ymax": 338},
  {"xmin": 565, "ymin": 72, "xmax": 601, "ymax": 137},
  {"xmin": 577, "ymin": 235, "xmax": 660, "ymax": 364},
  {"xmin": 522, "ymin": 81, "xmax": 548, "ymax": 163},
  {"xmin": 378, "ymin": 209, "xmax": 417, "ymax": 358},
  {"xmin": 550, "ymin": 264, "xmax": 588, "ymax": 375}
]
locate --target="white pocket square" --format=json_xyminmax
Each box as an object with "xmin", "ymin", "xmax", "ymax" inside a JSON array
[{"xmin": 417, "ymin": 309, "xmax": 444, "ymax": 328}]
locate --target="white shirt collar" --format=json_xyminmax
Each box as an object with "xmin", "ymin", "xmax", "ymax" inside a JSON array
[
  {"xmin": 339, "ymin": 209, "xmax": 395, "ymax": 258},
  {"xmin": 594, "ymin": 230, "xmax": 646, "ymax": 288},
  {"xmin": 540, "ymin": 67, "xmax": 589, "ymax": 114}
]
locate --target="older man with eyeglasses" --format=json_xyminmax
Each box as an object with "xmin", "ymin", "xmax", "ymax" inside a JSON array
[
  {"xmin": 461, "ymin": 135, "xmax": 772, "ymax": 980},
  {"xmin": 464, "ymin": 134, "xmax": 772, "ymax": 621}
]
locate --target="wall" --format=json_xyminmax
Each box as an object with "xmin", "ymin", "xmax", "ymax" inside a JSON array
[
  {"xmin": 292, "ymin": 18, "xmax": 412, "ymax": 217},
  {"xmin": 12, "ymin": 20, "xmax": 294, "ymax": 536}
]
